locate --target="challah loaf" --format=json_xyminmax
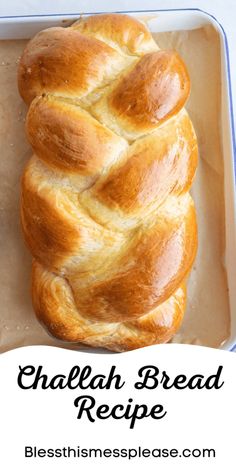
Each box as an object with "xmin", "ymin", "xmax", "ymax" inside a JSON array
[{"xmin": 18, "ymin": 13, "xmax": 198, "ymax": 351}]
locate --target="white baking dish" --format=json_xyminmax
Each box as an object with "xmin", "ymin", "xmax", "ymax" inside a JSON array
[{"xmin": 0, "ymin": 8, "xmax": 235, "ymax": 351}]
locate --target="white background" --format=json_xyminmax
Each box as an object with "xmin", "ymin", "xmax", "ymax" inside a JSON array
[
  {"xmin": 1, "ymin": 0, "xmax": 236, "ymax": 123},
  {"xmin": 0, "ymin": 344, "xmax": 235, "ymax": 471}
]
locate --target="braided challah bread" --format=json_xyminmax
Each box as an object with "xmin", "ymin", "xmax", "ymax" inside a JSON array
[{"xmin": 18, "ymin": 13, "xmax": 198, "ymax": 352}]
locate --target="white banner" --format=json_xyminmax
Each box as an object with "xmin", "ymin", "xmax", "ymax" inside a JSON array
[{"xmin": 0, "ymin": 344, "xmax": 235, "ymax": 471}]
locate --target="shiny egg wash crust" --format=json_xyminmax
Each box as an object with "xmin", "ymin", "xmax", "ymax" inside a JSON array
[{"xmin": 18, "ymin": 13, "xmax": 198, "ymax": 351}]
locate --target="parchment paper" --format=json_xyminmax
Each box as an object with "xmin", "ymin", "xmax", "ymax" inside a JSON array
[{"xmin": 0, "ymin": 25, "xmax": 230, "ymax": 353}]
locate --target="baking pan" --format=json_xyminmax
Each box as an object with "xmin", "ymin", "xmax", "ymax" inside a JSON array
[{"xmin": 0, "ymin": 9, "xmax": 235, "ymax": 351}]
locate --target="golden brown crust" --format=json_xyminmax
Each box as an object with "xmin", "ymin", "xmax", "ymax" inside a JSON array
[
  {"xmin": 21, "ymin": 156, "xmax": 126, "ymax": 274},
  {"xmin": 72, "ymin": 13, "xmax": 158, "ymax": 55},
  {"xmin": 18, "ymin": 27, "xmax": 129, "ymax": 105},
  {"xmin": 18, "ymin": 13, "xmax": 198, "ymax": 351},
  {"xmin": 26, "ymin": 95, "xmax": 127, "ymax": 175},
  {"xmin": 32, "ymin": 260, "xmax": 186, "ymax": 352},
  {"xmin": 95, "ymin": 111, "xmax": 198, "ymax": 212},
  {"xmin": 69, "ymin": 195, "xmax": 197, "ymax": 323},
  {"xmin": 110, "ymin": 51, "xmax": 190, "ymax": 129},
  {"xmin": 21, "ymin": 158, "xmax": 81, "ymax": 270}
]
